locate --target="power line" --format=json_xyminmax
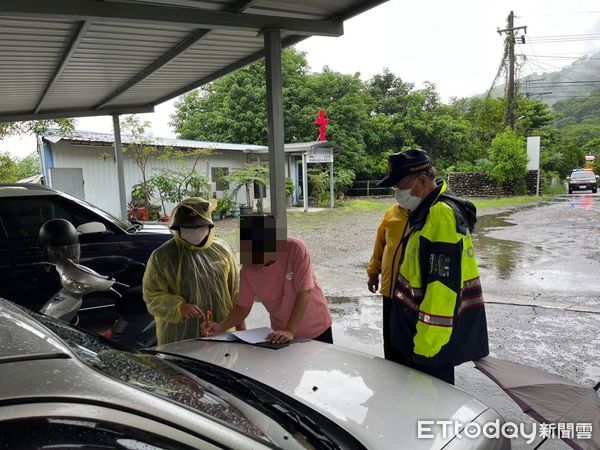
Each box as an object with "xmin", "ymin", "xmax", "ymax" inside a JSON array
[
  {"xmin": 522, "ymin": 54, "xmax": 600, "ymax": 60},
  {"xmin": 523, "ymin": 55, "xmax": 595, "ymax": 80},
  {"xmin": 526, "ymin": 37, "xmax": 600, "ymax": 44},
  {"xmin": 519, "ymin": 11, "xmax": 600, "ymax": 17},
  {"xmin": 523, "ymin": 57, "xmax": 582, "ymax": 82},
  {"xmin": 528, "ymin": 33, "xmax": 600, "ymax": 39}
]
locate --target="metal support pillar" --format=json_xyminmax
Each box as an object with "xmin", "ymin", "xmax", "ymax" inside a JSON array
[
  {"xmin": 264, "ymin": 29, "xmax": 287, "ymax": 239},
  {"xmin": 302, "ymin": 153, "xmax": 308, "ymax": 213},
  {"xmin": 330, "ymin": 161, "xmax": 334, "ymax": 208},
  {"xmin": 112, "ymin": 114, "xmax": 128, "ymax": 220},
  {"xmin": 37, "ymin": 135, "xmax": 49, "ymax": 186},
  {"xmin": 257, "ymin": 154, "xmax": 263, "ymax": 211}
]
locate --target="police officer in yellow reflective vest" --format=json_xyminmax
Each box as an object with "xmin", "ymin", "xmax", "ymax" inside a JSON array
[{"xmin": 376, "ymin": 149, "xmax": 488, "ymax": 384}]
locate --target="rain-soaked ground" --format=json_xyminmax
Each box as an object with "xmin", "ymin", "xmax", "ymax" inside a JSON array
[{"xmin": 242, "ymin": 193, "xmax": 600, "ymax": 449}]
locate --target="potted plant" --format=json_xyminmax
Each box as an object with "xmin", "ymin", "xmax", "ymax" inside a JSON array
[
  {"xmin": 215, "ymin": 196, "xmax": 234, "ymax": 219},
  {"xmin": 149, "ymin": 169, "xmax": 211, "ymax": 218},
  {"xmin": 224, "ymin": 164, "xmax": 269, "ymax": 215}
]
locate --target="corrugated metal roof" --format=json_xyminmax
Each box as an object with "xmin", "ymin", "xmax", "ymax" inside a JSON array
[
  {"xmin": 0, "ymin": 0, "xmax": 387, "ymax": 122},
  {"xmin": 43, "ymin": 129, "xmax": 341, "ymax": 154},
  {"xmin": 44, "ymin": 129, "xmax": 266, "ymax": 151}
]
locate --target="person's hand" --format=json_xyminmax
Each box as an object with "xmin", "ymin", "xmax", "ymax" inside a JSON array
[
  {"xmin": 267, "ymin": 329, "xmax": 294, "ymax": 344},
  {"xmin": 179, "ymin": 303, "xmax": 205, "ymax": 320},
  {"xmin": 367, "ymin": 274, "xmax": 379, "ymax": 293},
  {"xmin": 203, "ymin": 320, "xmax": 225, "ymax": 336}
]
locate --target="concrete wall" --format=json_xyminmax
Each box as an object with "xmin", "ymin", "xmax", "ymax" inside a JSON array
[{"xmin": 447, "ymin": 170, "xmax": 542, "ymax": 197}]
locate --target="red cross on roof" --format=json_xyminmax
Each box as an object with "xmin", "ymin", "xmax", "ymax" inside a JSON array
[{"xmin": 314, "ymin": 109, "xmax": 329, "ymax": 141}]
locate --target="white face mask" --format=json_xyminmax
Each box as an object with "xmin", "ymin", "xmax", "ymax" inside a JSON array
[
  {"xmin": 180, "ymin": 227, "xmax": 210, "ymax": 246},
  {"xmin": 394, "ymin": 178, "xmax": 423, "ymax": 210}
]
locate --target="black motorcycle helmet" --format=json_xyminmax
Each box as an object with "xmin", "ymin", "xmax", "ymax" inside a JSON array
[{"xmin": 39, "ymin": 219, "xmax": 81, "ymax": 264}]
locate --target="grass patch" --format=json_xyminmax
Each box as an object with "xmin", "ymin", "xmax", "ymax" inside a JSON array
[
  {"xmin": 336, "ymin": 198, "xmax": 391, "ymax": 213},
  {"xmin": 338, "ymin": 196, "xmax": 550, "ymax": 213}
]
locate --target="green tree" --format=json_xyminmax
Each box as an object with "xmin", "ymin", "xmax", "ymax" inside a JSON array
[
  {"xmin": 487, "ymin": 130, "xmax": 527, "ymax": 183},
  {"xmin": 121, "ymin": 115, "xmax": 160, "ymax": 215},
  {"xmin": 150, "ymin": 169, "xmax": 210, "ymax": 217},
  {"xmin": 171, "ymin": 49, "xmax": 314, "ymax": 145},
  {"xmin": 553, "ymin": 89, "xmax": 600, "ymax": 128},
  {"xmin": 0, "ymin": 153, "xmax": 17, "ymax": 182},
  {"xmin": 172, "ymin": 49, "xmax": 373, "ymax": 181},
  {"xmin": 224, "ymin": 164, "xmax": 269, "ymax": 210},
  {"xmin": 305, "ymin": 68, "xmax": 373, "ymax": 177},
  {"xmin": 0, "ymin": 151, "xmax": 41, "ymax": 182},
  {"xmin": 0, "ymin": 119, "xmax": 75, "ymax": 140}
]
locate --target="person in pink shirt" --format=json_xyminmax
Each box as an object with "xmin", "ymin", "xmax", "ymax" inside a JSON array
[{"xmin": 204, "ymin": 215, "xmax": 333, "ymax": 344}]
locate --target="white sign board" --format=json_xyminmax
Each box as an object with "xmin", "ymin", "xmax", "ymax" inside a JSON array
[
  {"xmin": 306, "ymin": 147, "xmax": 333, "ymax": 163},
  {"xmin": 527, "ymin": 136, "xmax": 541, "ymax": 171}
]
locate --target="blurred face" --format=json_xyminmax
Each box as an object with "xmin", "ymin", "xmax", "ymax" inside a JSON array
[{"xmin": 240, "ymin": 239, "xmax": 288, "ymax": 265}]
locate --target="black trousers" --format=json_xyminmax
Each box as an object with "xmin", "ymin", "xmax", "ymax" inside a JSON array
[
  {"xmin": 383, "ymin": 296, "xmax": 454, "ymax": 384},
  {"xmin": 383, "ymin": 296, "xmax": 406, "ymax": 363},
  {"xmin": 397, "ymin": 355, "xmax": 455, "ymax": 385},
  {"xmin": 313, "ymin": 326, "xmax": 333, "ymax": 344}
]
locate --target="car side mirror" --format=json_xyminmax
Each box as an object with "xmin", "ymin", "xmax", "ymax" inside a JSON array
[
  {"xmin": 566, "ymin": 176, "xmax": 570, "ymax": 181},
  {"xmin": 77, "ymin": 222, "xmax": 107, "ymax": 235}
]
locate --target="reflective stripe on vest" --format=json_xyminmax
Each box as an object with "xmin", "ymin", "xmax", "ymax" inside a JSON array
[
  {"xmin": 418, "ymin": 311, "xmax": 453, "ymax": 327},
  {"xmin": 458, "ymin": 277, "xmax": 484, "ymax": 314},
  {"xmin": 395, "ymin": 274, "xmax": 423, "ymax": 310}
]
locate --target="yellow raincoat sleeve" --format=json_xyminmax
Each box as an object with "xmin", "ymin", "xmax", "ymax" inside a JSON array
[
  {"xmin": 226, "ymin": 247, "xmax": 240, "ymax": 305},
  {"xmin": 367, "ymin": 216, "xmax": 386, "ymax": 277},
  {"xmin": 142, "ymin": 250, "xmax": 185, "ymax": 324}
]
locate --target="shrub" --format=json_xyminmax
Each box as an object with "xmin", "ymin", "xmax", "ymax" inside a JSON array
[{"xmin": 486, "ymin": 130, "xmax": 527, "ymax": 183}]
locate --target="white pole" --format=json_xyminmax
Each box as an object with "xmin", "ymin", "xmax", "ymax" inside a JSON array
[
  {"xmin": 302, "ymin": 153, "xmax": 308, "ymax": 213},
  {"xmin": 330, "ymin": 161, "xmax": 334, "ymax": 208}
]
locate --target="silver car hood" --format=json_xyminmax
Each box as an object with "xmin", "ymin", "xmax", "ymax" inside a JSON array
[{"xmin": 156, "ymin": 339, "xmax": 492, "ymax": 449}]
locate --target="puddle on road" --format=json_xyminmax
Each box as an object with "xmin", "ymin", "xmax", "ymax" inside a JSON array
[
  {"xmin": 566, "ymin": 194, "xmax": 595, "ymax": 210},
  {"xmin": 472, "ymin": 213, "xmax": 531, "ymax": 280}
]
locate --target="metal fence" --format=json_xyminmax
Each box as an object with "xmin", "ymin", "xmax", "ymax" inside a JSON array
[{"xmin": 347, "ymin": 180, "xmax": 393, "ymax": 197}]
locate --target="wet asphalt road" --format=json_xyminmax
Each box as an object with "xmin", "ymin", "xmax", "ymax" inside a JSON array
[{"xmin": 243, "ymin": 193, "xmax": 600, "ymax": 449}]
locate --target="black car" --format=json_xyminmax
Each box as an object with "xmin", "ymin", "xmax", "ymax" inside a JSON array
[
  {"xmin": 0, "ymin": 183, "xmax": 171, "ymax": 326},
  {"xmin": 568, "ymin": 170, "xmax": 598, "ymax": 194}
]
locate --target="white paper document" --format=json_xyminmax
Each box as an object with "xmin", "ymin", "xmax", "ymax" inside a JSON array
[{"xmin": 200, "ymin": 326, "xmax": 273, "ymax": 344}]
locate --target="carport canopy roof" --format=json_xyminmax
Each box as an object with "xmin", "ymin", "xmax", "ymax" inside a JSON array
[{"xmin": 0, "ymin": 0, "xmax": 387, "ymax": 124}]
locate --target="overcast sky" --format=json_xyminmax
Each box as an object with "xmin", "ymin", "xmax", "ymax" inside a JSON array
[{"xmin": 2, "ymin": 0, "xmax": 599, "ymax": 158}]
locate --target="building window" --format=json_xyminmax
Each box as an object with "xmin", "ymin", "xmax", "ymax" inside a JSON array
[{"xmin": 211, "ymin": 167, "xmax": 229, "ymax": 191}]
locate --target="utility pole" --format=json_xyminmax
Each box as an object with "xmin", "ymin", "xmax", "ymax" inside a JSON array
[{"xmin": 497, "ymin": 11, "xmax": 526, "ymax": 130}]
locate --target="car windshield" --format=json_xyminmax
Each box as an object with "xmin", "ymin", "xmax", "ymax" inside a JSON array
[
  {"xmin": 31, "ymin": 313, "xmax": 273, "ymax": 442},
  {"xmin": 60, "ymin": 191, "xmax": 135, "ymax": 232},
  {"xmin": 571, "ymin": 171, "xmax": 596, "ymax": 180}
]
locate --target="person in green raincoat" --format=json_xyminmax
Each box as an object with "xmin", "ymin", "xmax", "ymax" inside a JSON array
[{"xmin": 142, "ymin": 197, "xmax": 242, "ymax": 345}]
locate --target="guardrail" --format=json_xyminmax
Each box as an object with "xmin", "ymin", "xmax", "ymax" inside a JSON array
[{"xmin": 347, "ymin": 180, "xmax": 393, "ymax": 197}]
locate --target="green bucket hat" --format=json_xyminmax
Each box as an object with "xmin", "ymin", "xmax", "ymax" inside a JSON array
[{"xmin": 170, "ymin": 197, "xmax": 215, "ymax": 230}]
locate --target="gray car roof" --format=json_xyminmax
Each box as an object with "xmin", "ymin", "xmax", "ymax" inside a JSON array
[
  {"xmin": 0, "ymin": 183, "xmax": 58, "ymax": 197},
  {"xmin": 0, "ymin": 300, "xmax": 70, "ymax": 361}
]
